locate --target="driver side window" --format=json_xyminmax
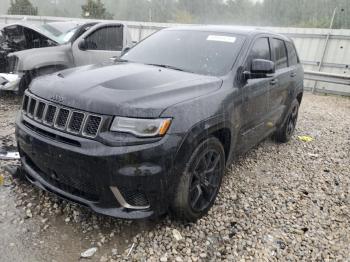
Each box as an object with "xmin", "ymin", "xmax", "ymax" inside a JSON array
[
  {"xmin": 84, "ymin": 26, "xmax": 124, "ymax": 51},
  {"xmin": 247, "ymin": 37, "xmax": 271, "ymax": 69}
]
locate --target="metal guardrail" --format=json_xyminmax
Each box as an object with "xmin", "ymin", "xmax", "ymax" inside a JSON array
[
  {"xmin": 304, "ymin": 71, "xmax": 350, "ymax": 86},
  {"xmin": 1, "ymin": 15, "xmax": 350, "ymax": 96}
]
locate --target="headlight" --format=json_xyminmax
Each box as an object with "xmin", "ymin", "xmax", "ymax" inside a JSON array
[{"xmin": 110, "ymin": 117, "xmax": 172, "ymax": 137}]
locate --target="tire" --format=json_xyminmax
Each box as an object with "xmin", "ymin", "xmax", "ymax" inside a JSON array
[
  {"xmin": 171, "ymin": 137, "xmax": 225, "ymax": 222},
  {"xmin": 18, "ymin": 72, "xmax": 32, "ymax": 96},
  {"xmin": 275, "ymin": 99, "xmax": 300, "ymax": 143},
  {"xmin": 17, "ymin": 66, "xmax": 65, "ymax": 96}
]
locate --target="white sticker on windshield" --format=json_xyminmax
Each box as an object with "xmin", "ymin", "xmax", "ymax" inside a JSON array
[{"xmin": 207, "ymin": 35, "xmax": 236, "ymax": 43}]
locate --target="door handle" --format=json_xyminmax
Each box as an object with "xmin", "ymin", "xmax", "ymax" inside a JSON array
[
  {"xmin": 270, "ymin": 79, "xmax": 278, "ymax": 86},
  {"xmin": 290, "ymin": 72, "xmax": 297, "ymax": 77}
]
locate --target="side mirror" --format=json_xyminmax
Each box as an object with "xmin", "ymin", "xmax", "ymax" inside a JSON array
[
  {"xmin": 78, "ymin": 39, "xmax": 87, "ymax": 50},
  {"xmin": 109, "ymin": 56, "xmax": 120, "ymax": 63},
  {"xmin": 33, "ymin": 38, "xmax": 40, "ymax": 48},
  {"xmin": 121, "ymin": 47, "xmax": 131, "ymax": 56},
  {"xmin": 244, "ymin": 59, "xmax": 275, "ymax": 79},
  {"xmin": 251, "ymin": 59, "xmax": 275, "ymax": 74}
]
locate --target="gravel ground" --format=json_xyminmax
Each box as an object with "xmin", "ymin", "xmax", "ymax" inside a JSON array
[{"xmin": 0, "ymin": 92, "xmax": 349, "ymax": 262}]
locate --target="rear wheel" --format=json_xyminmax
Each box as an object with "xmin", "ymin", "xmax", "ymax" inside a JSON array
[
  {"xmin": 275, "ymin": 99, "xmax": 299, "ymax": 143},
  {"xmin": 171, "ymin": 137, "xmax": 225, "ymax": 222}
]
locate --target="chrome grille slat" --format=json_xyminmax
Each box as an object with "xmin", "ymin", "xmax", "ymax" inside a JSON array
[
  {"xmin": 22, "ymin": 95, "xmax": 29, "ymax": 112},
  {"xmin": 44, "ymin": 105, "xmax": 58, "ymax": 125},
  {"xmin": 67, "ymin": 112, "xmax": 85, "ymax": 134},
  {"xmin": 34, "ymin": 101, "xmax": 46, "ymax": 121},
  {"xmin": 21, "ymin": 93, "xmax": 103, "ymax": 139},
  {"xmin": 55, "ymin": 108, "xmax": 70, "ymax": 129},
  {"xmin": 83, "ymin": 115, "xmax": 102, "ymax": 138},
  {"xmin": 28, "ymin": 97, "xmax": 37, "ymax": 117}
]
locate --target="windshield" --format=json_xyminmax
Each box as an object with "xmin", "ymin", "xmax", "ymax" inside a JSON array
[
  {"xmin": 39, "ymin": 23, "xmax": 79, "ymax": 44},
  {"xmin": 122, "ymin": 30, "xmax": 245, "ymax": 76}
]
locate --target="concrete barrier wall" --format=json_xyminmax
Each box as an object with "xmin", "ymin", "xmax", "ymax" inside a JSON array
[{"xmin": 1, "ymin": 15, "xmax": 349, "ymax": 95}]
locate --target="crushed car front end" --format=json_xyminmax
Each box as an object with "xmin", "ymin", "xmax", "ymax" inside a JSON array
[
  {"xmin": 15, "ymin": 91, "xmax": 182, "ymax": 219},
  {"xmin": 0, "ymin": 55, "xmax": 21, "ymax": 91}
]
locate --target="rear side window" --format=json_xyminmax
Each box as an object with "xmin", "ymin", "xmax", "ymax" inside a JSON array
[
  {"xmin": 85, "ymin": 26, "xmax": 123, "ymax": 51},
  {"xmin": 286, "ymin": 41, "xmax": 299, "ymax": 66},
  {"xmin": 272, "ymin": 38, "xmax": 288, "ymax": 70},
  {"xmin": 247, "ymin": 38, "xmax": 271, "ymax": 68}
]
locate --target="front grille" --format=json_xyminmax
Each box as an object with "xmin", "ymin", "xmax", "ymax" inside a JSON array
[
  {"xmin": 22, "ymin": 93, "xmax": 104, "ymax": 139},
  {"xmin": 28, "ymin": 98, "xmax": 37, "ymax": 116},
  {"xmin": 35, "ymin": 102, "xmax": 46, "ymax": 121},
  {"xmin": 22, "ymin": 95, "xmax": 29, "ymax": 111},
  {"xmin": 55, "ymin": 108, "xmax": 70, "ymax": 129},
  {"xmin": 44, "ymin": 105, "xmax": 57, "ymax": 125},
  {"xmin": 83, "ymin": 115, "xmax": 102, "ymax": 137},
  {"xmin": 24, "ymin": 153, "xmax": 98, "ymax": 201},
  {"xmin": 68, "ymin": 112, "xmax": 84, "ymax": 133}
]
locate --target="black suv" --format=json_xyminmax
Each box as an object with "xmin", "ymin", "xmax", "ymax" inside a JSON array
[{"xmin": 16, "ymin": 26, "xmax": 303, "ymax": 221}]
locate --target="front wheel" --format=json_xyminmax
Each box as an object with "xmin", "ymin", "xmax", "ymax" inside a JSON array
[
  {"xmin": 17, "ymin": 72, "xmax": 32, "ymax": 96},
  {"xmin": 171, "ymin": 137, "xmax": 225, "ymax": 222},
  {"xmin": 275, "ymin": 99, "xmax": 300, "ymax": 143}
]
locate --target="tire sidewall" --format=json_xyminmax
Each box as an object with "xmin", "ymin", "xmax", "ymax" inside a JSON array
[
  {"xmin": 284, "ymin": 99, "xmax": 299, "ymax": 140},
  {"xmin": 275, "ymin": 99, "xmax": 300, "ymax": 143},
  {"xmin": 172, "ymin": 137, "xmax": 225, "ymax": 221}
]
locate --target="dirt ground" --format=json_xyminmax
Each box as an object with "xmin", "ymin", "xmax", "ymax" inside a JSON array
[{"xmin": 0, "ymin": 92, "xmax": 349, "ymax": 262}]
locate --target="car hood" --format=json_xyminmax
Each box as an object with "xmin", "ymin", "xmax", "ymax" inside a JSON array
[
  {"xmin": 29, "ymin": 63, "xmax": 223, "ymax": 118},
  {"xmin": 1, "ymin": 24, "xmax": 57, "ymax": 51}
]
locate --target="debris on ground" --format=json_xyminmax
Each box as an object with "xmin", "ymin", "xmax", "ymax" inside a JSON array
[
  {"xmin": 127, "ymin": 243, "xmax": 135, "ymax": 257},
  {"xmin": 172, "ymin": 229, "xmax": 183, "ymax": 241},
  {"xmin": 0, "ymin": 150, "xmax": 20, "ymax": 160},
  {"xmin": 298, "ymin": 135, "xmax": 314, "ymax": 142},
  {"xmin": 80, "ymin": 247, "xmax": 98, "ymax": 258}
]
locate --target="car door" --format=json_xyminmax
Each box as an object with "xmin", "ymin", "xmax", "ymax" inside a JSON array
[
  {"xmin": 71, "ymin": 23, "xmax": 124, "ymax": 66},
  {"xmin": 239, "ymin": 37, "xmax": 274, "ymax": 151},
  {"xmin": 285, "ymin": 40, "xmax": 304, "ymax": 98},
  {"xmin": 268, "ymin": 38, "xmax": 291, "ymax": 128}
]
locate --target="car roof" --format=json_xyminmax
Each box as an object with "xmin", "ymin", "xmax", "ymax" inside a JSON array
[{"xmin": 165, "ymin": 25, "xmax": 291, "ymax": 41}]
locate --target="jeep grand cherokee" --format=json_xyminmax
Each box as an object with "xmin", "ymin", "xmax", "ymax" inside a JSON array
[{"xmin": 16, "ymin": 26, "xmax": 303, "ymax": 221}]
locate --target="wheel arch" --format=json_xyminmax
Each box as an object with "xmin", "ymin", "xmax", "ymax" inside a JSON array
[
  {"xmin": 173, "ymin": 116, "xmax": 234, "ymax": 173},
  {"xmin": 296, "ymin": 92, "xmax": 303, "ymax": 105}
]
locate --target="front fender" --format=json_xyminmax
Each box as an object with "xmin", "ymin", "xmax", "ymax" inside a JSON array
[
  {"xmin": 10, "ymin": 44, "xmax": 73, "ymax": 72},
  {"xmin": 162, "ymin": 85, "xmax": 241, "ymax": 169},
  {"xmin": 173, "ymin": 114, "xmax": 235, "ymax": 170}
]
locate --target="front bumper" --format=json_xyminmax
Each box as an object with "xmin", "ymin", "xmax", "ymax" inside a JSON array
[
  {"xmin": 16, "ymin": 114, "xmax": 181, "ymax": 219},
  {"xmin": 0, "ymin": 73, "xmax": 22, "ymax": 91}
]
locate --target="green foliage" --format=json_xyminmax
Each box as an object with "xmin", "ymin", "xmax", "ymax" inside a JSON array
[
  {"xmin": 7, "ymin": 0, "xmax": 38, "ymax": 15},
  {"xmin": 81, "ymin": 0, "xmax": 113, "ymax": 19}
]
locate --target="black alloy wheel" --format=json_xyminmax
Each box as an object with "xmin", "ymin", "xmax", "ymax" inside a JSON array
[
  {"xmin": 286, "ymin": 102, "xmax": 299, "ymax": 138},
  {"xmin": 171, "ymin": 137, "xmax": 225, "ymax": 222},
  {"xmin": 189, "ymin": 149, "xmax": 223, "ymax": 212},
  {"xmin": 275, "ymin": 99, "xmax": 300, "ymax": 143}
]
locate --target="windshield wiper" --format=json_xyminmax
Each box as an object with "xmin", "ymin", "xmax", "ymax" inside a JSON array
[{"xmin": 145, "ymin": 63, "xmax": 192, "ymax": 73}]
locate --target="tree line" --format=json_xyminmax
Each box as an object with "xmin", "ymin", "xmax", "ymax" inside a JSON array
[{"xmin": 6, "ymin": 0, "xmax": 350, "ymax": 29}]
